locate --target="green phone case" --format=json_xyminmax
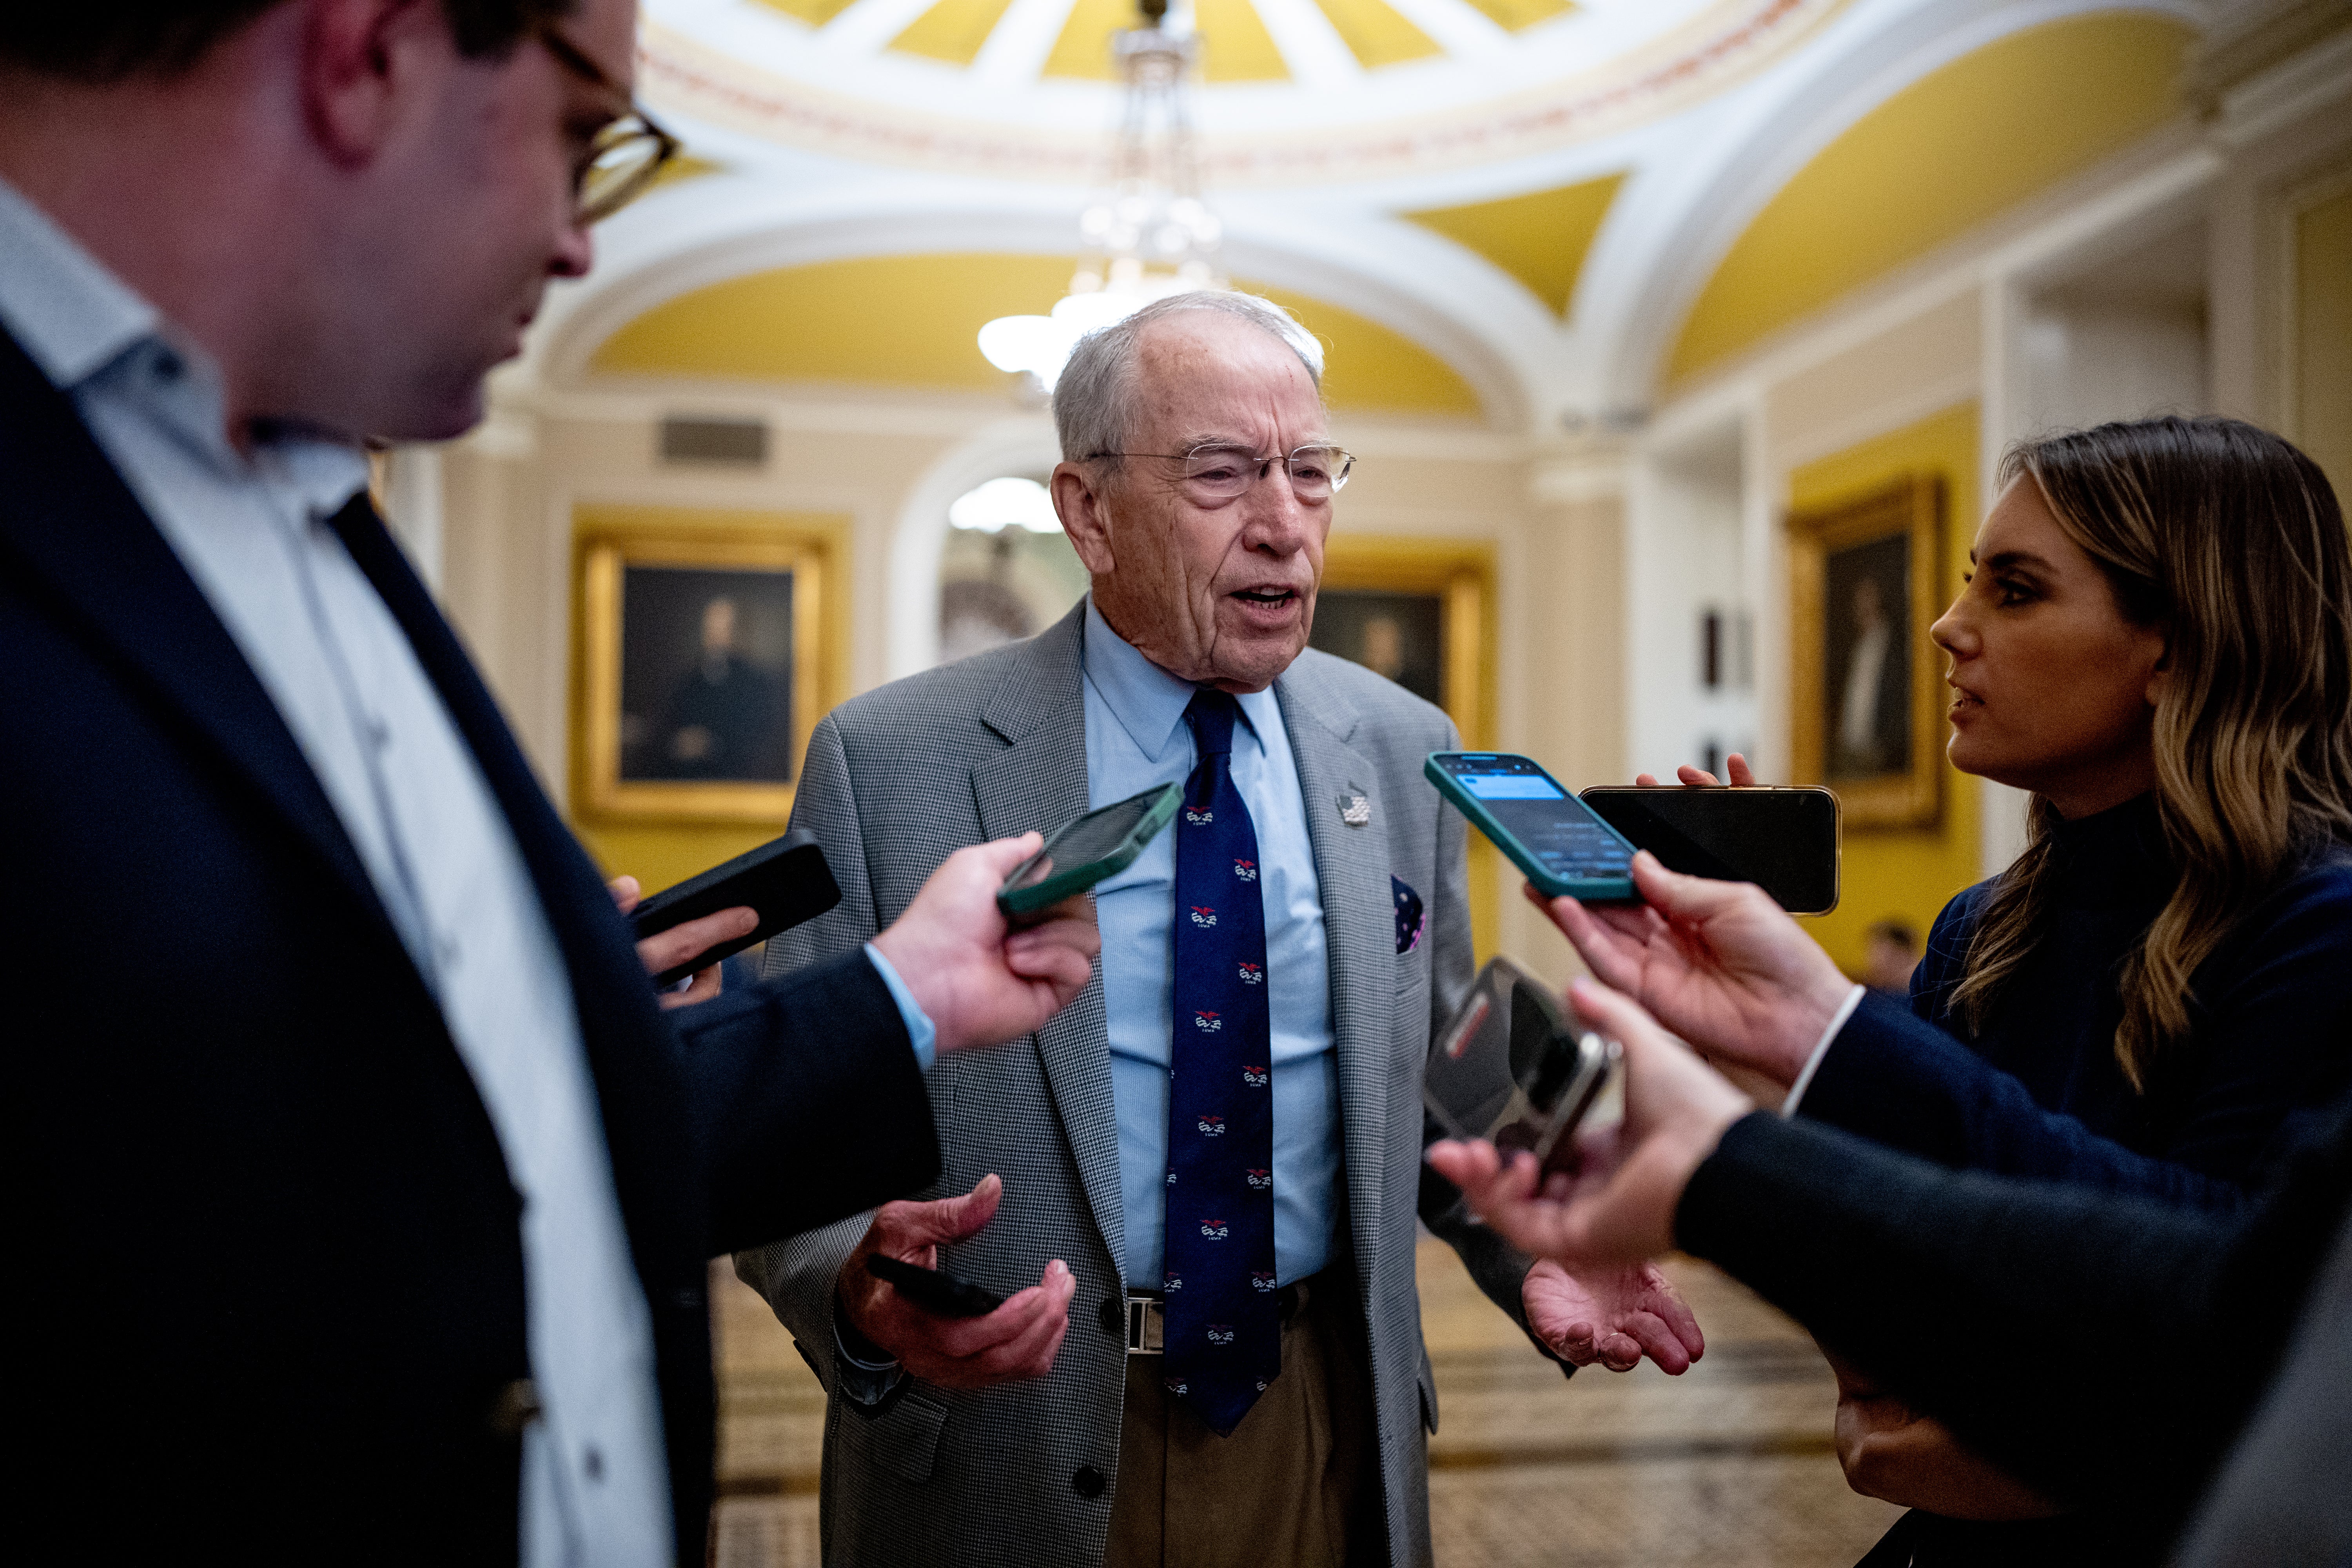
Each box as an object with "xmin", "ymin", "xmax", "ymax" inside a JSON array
[
  {"xmin": 996, "ymin": 782, "xmax": 1184, "ymax": 918},
  {"xmin": 1424, "ymin": 753, "xmax": 1640, "ymax": 902}
]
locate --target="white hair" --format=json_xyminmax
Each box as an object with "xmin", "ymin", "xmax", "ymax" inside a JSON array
[{"xmin": 1053, "ymin": 291, "xmax": 1325, "ymax": 461}]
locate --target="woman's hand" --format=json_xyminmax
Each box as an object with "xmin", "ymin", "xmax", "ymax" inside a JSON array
[
  {"xmin": 1530, "ymin": 850, "xmax": 1852, "ymax": 1091},
  {"xmin": 1828, "ymin": 1351, "xmax": 2062, "ymax": 1519},
  {"xmin": 1633, "ymin": 753, "xmax": 1759, "ymax": 788},
  {"xmin": 1426, "ymin": 978, "xmax": 1752, "ymax": 1265}
]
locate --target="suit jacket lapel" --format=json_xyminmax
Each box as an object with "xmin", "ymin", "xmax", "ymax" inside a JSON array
[
  {"xmin": 0, "ymin": 328, "xmax": 393, "ymax": 946},
  {"xmin": 1274, "ymin": 667, "xmax": 1396, "ymax": 1288},
  {"xmin": 967, "ymin": 605, "xmax": 1128, "ymax": 1276},
  {"xmin": 324, "ymin": 498, "xmax": 703, "ymax": 1268}
]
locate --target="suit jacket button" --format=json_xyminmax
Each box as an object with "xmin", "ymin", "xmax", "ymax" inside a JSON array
[
  {"xmin": 1099, "ymin": 1298, "xmax": 1123, "ymax": 1338},
  {"xmin": 1072, "ymin": 1465, "xmax": 1106, "ymax": 1499}
]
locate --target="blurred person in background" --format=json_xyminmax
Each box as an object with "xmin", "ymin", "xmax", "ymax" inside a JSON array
[
  {"xmin": 1572, "ymin": 416, "xmax": 2352, "ymax": 1565},
  {"xmin": 0, "ymin": 3, "xmax": 1096, "ymax": 1563}
]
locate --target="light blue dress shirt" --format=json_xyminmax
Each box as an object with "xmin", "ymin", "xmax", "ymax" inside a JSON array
[{"xmin": 1082, "ymin": 600, "xmax": 1339, "ymax": 1289}]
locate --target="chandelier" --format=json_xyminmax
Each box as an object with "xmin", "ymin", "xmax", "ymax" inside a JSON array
[{"xmin": 977, "ymin": 0, "xmax": 1226, "ymax": 395}]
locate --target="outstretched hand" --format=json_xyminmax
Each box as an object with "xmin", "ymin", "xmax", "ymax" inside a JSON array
[
  {"xmin": 1528, "ymin": 850, "xmax": 1849, "ymax": 1090},
  {"xmin": 1428, "ymin": 978, "xmax": 1751, "ymax": 1265},
  {"xmin": 1524, "ymin": 1257, "xmax": 1704, "ymax": 1374},
  {"xmin": 872, "ymin": 835, "xmax": 1102, "ymax": 1053}
]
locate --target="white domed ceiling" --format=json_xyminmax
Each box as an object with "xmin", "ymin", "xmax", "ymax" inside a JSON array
[{"xmin": 641, "ymin": 0, "xmax": 1850, "ymax": 185}]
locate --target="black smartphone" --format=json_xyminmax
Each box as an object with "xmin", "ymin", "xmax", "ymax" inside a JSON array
[
  {"xmin": 1424, "ymin": 956, "xmax": 1618, "ymax": 1176},
  {"xmin": 864, "ymin": 1255, "xmax": 1007, "ymax": 1318},
  {"xmin": 1425, "ymin": 752, "xmax": 1639, "ymax": 901},
  {"xmin": 628, "ymin": 830, "xmax": 841, "ymax": 987},
  {"xmin": 996, "ymin": 783, "xmax": 1183, "ymax": 926},
  {"xmin": 1577, "ymin": 787, "xmax": 1841, "ymax": 915}
]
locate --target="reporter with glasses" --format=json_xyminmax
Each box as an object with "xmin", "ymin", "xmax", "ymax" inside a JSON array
[
  {"xmin": 1, "ymin": 5, "xmax": 1099, "ymax": 1563},
  {"xmin": 1543, "ymin": 417, "xmax": 2352, "ymax": 1565}
]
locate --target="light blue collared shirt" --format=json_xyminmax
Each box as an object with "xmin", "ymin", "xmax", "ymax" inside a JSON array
[{"xmin": 1083, "ymin": 600, "xmax": 1339, "ymax": 1289}]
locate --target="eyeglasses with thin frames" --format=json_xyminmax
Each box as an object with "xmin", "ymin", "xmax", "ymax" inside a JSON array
[
  {"xmin": 533, "ymin": 24, "xmax": 681, "ymax": 226},
  {"xmin": 1087, "ymin": 443, "xmax": 1356, "ymax": 503}
]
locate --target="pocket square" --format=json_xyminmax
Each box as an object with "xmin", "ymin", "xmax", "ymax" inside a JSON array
[{"xmin": 1392, "ymin": 877, "xmax": 1425, "ymax": 955}]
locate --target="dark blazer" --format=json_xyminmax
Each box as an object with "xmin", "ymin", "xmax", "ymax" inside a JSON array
[
  {"xmin": 1676, "ymin": 1094, "xmax": 2352, "ymax": 1561},
  {"xmin": 0, "ymin": 327, "xmax": 938, "ymax": 1564},
  {"xmin": 1801, "ymin": 796, "xmax": 2352, "ymax": 1209},
  {"xmin": 1791, "ymin": 796, "xmax": 2352, "ymax": 1564}
]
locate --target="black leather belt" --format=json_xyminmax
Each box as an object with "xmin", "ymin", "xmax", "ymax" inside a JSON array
[{"xmin": 1125, "ymin": 1277, "xmax": 1310, "ymax": 1356}]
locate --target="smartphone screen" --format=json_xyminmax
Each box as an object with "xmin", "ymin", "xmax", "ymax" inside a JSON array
[
  {"xmin": 1431, "ymin": 754, "xmax": 1635, "ymax": 887},
  {"xmin": 1003, "ymin": 789, "xmax": 1168, "ymax": 895},
  {"xmin": 1579, "ymin": 788, "xmax": 1840, "ymax": 914}
]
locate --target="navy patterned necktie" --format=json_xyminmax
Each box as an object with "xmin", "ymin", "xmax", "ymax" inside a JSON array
[{"xmin": 1162, "ymin": 688, "xmax": 1280, "ymax": 1437}]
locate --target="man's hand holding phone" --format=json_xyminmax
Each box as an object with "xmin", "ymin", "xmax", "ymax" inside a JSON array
[
  {"xmin": 838, "ymin": 1174, "xmax": 1075, "ymax": 1389},
  {"xmin": 610, "ymin": 875, "xmax": 754, "ymax": 1009},
  {"xmin": 873, "ymin": 835, "xmax": 1102, "ymax": 1053}
]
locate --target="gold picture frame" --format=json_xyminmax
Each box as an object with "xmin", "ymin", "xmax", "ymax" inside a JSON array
[
  {"xmin": 1312, "ymin": 536, "xmax": 1495, "ymax": 748},
  {"xmin": 1312, "ymin": 537, "xmax": 1500, "ymax": 954},
  {"xmin": 571, "ymin": 510, "xmax": 840, "ymax": 825},
  {"xmin": 1788, "ymin": 475, "xmax": 1945, "ymax": 829}
]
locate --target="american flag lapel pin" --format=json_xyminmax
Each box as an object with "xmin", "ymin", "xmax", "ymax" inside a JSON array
[{"xmin": 1338, "ymin": 785, "xmax": 1371, "ymax": 828}]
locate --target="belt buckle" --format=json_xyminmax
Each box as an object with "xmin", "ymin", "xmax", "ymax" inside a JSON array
[{"xmin": 1125, "ymin": 1295, "xmax": 1164, "ymax": 1356}]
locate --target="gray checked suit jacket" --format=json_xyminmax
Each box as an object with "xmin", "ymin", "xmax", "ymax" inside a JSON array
[{"xmin": 738, "ymin": 601, "xmax": 1544, "ymax": 1567}]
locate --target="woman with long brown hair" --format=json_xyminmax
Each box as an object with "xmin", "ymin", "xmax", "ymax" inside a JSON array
[{"xmin": 1543, "ymin": 415, "xmax": 2352, "ymax": 1565}]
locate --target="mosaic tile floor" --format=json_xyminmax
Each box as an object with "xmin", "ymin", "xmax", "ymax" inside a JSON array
[{"xmin": 710, "ymin": 1243, "xmax": 1902, "ymax": 1567}]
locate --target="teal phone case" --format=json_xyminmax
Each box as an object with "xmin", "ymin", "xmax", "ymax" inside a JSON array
[
  {"xmin": 1424, "ymin": 753, "xmax": 1640, "ymax": 902},
  {"xmin": 996, "ymin": 782, "xmax": 1183, "ymax": 918}
]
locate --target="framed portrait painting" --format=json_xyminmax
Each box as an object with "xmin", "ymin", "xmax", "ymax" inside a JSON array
[
  {"xmin": 1788, "ymin": 474, "xmax": 1945, "ymax": 829},
  {"xmin": 572, "ymin": 516, "xmax": 837, "ymax": 824},
  {"xmin": 1309, "ymin": 537, "xmax": 1495, "ymax": 747}
]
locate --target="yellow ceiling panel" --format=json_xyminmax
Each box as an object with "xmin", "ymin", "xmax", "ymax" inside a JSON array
[
  {"xmin": 588, "ymin": 254, "xmax": 1480, "ymax": 415},
  {"xmin": 1404, "ymin": 171, "xmax": 1625, "ymax": 318},
  {"xmin": 890, "ymin": 0, "xmax": 1022, "ymax": 65},
  {"xmin": 593, "ymin": 253, "xmax": 1074, "ymax": 390},
  {"xmin": 1311, "ymin": 0, "xmax": 1443, "ymax": 69},
  {"xmin": 1667, "ymin": 11, "xmax": 2193, "ymax": 383},
  {"xmin": 750, "ymin": 0, "xmax": 863, "ymax": 27},
  {"xmin": 1047, "ymin": 0, "xmax": 1289, "ymax": 82},
  {"xmin": 1193, "ymin": 0, "xmax": 1290, "ymax": 82},
  {"xmin": 1456, "ymin": 0, "xmax": 1573, "ymax": 32},
  {"xmin": 1045, "ymin": 0, "xmax": 1144, "ymax": 81},
  {"xmin": 1236, "ymin": 278, "xmax": 1483, "ymax": 415}
]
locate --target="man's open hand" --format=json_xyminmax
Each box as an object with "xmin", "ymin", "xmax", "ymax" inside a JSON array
[
  {"xmin": 1428, "ymin": 978, "xmax": 1751, "ymax": 1265},
  {"xmin": 608, "ymin": 875, "xmax": 755, "ymax": 1009},
  {"xmin": 838, "ymin": 1174, "xmax": 1075, "ymax": 1390},
  {"xmin": 872, "ymin": 835, "xmax": 1101, "ymax": 1052},
  {"xmin": 1528, "ymin": 850, "xmax": 1850, "ymax": 1090},
  {"xmin": 1523, "ymin": 1258, "xmax": 1704, "ymax": 1374}
]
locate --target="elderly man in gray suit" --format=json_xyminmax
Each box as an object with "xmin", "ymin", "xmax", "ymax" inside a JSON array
[{"xmin": 737, "ymin": 292, "xmax": 1704, "ymax": 1566}]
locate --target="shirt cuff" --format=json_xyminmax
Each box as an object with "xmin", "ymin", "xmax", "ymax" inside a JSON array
[
  {"xmin": 864, "ymin": 942, "xmax": 936, "ymax": 1072},
  {"xmin": 1780, "ymin": 983, "xmax": 1865, "ymax": 1117},
  {"xmin": 833, "ymin": 1306, "xmax": 907, "ymax": 1406}
]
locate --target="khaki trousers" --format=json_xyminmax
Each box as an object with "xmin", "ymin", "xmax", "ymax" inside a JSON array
[{"xmin": 1104, "ymin": 1275, "xmax": 1381, "ymax": 1568}]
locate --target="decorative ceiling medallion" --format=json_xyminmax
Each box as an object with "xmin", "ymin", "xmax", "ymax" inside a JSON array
[{"xmin": 638, "ymin": 0, "xmax": 1848, "ymax": 188}]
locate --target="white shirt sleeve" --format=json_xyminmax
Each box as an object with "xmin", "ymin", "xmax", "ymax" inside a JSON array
[{"xmin": 1780, "ymin": 983, "xmax": 1867, "ymax": 1117}]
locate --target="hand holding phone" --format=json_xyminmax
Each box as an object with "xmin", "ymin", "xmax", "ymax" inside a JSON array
[
  {"xmin": 1425, "ymin": 957, "xmax": 1619, "ymax": 1179},
  {"xmin": 627, "ymin": 830, "xmax": 840, "ymax": 986},
  {"xmin": 836, "ymin": 1174, "xmax": 1076, "ymax": 1391}
]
